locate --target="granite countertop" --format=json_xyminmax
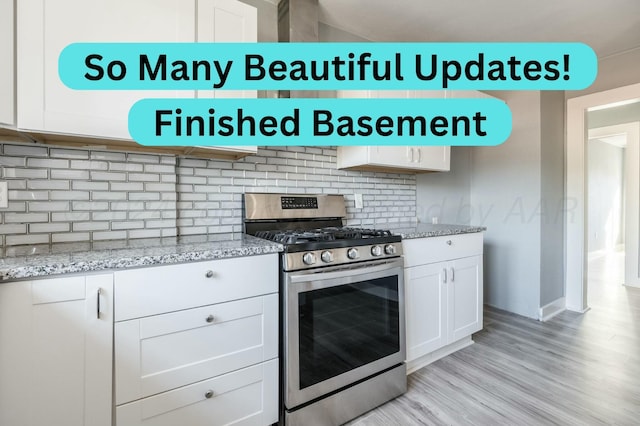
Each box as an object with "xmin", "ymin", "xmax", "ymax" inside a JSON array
[
  {"xmin": 388, "ymin": 223, "xmax": 486, "ymax": 239},
  {"xmin": 0, "ymin": 234, "xmax": 283, "ymax": 281}
]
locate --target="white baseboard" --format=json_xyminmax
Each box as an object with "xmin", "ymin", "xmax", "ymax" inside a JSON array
[
  {"xmin": 406, "ymin": 336, "xmax": 473, "ymax": 375},
  {"xmin": 566, "ymin": 305, "xmax": 591, "ymax": 314},
  {"xmin": 538, "ymin": 297, "xmax": 566, "ymax": 321}
]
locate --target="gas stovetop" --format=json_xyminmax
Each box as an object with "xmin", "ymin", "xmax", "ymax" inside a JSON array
[
  {"xmin": 255, "ymin": 226, "xmax": 398, "ymax": 250},
  {"xmin": 243, "ymin": 193, "xmax": 403, "ymax": 270}
]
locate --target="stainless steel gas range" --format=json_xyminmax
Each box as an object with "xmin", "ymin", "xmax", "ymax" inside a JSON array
[{"xmin": 244, "ymin": 193, "xmax": 407, "ymax": 426}]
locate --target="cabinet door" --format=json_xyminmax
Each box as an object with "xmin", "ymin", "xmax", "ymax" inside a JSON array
[
  {"xmin": 413, "ymin": 146, "xmax": 450, "ymax": 171},
  {"xmin": 447, "ymin": 255, "xmax": 483, "ymax": 342},
  {"xmin": 0, "ymin": 274, "xmax": 113, "ymax": 426},
  {"xmin": 413, "ymin": 90, "xmax": 450, "ymax": 171},
  {"xmin": 404, "ymin": 262, "xmax": 446, "ymax": 361},
  {"xmin": 368, "ymin": 146, "xmax": 412, "ymax": 167},
  {"xmin": 115, "ymin": 294, "xmax": 278, "ymax": 405},
  {"xmin": 0, "ymin": 0, "xmax": 14, "ymax": 127},
  {"xmin": 116, "ymin": 359, "xmax": 278, "ymax": 426},
  {"xmin": 335, "ymin": 89, "xmax": 451, "ymax": 172},
  {"xmin": 197, "ymin": 0, "xmax": 256, "ymax": 100},
  {"xmin": 17, "ymin": 0, "xmax": 195, "ymax": 139},
  {"xmin": 193, "ymin": 0, "xmax": 258, "ymax": 156}
]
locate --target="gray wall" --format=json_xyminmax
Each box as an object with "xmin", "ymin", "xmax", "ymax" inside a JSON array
[
  {"xmin": 539, "ymin": 91, "xmax": 566, "ymax": 307},
  {"xmin": 416, "ymin": 147, "xmax": 472, "ymax": 224},
  {"xmin": 469, "ymin": 91, "xmax": 543, "ymax": 319},
  {"xmin": 0, "ymin": 141, "xmax": 417, "ymax": 246},
  {"xmin": 416, "ymin": 91, "xmax": 567, "ymax": 317},
  {"xmin": 587, "ymin": 139, "xmax": 625, "ymax": 253}
]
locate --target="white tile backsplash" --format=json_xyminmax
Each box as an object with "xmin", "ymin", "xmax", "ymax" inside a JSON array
[{"xmin": 0, "ymin": 142, "xmax": 416, "ymax": 246}]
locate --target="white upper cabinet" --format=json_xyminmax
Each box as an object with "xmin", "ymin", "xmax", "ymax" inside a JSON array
[
  {"xmin": 336, "ymin": 89, "xmax": 451, "ymax": 173},
  {"xmin": 14, "ymin": 0, "xmax": 257, "ymax": 158},
  {"xmin": 17, "ymin": 0, "xmax": 196, "ymax": 140},
  {"xmin": 190, "ymin": 0, "xmax": 258, "ymax": 157},
  {"xmin": 0, "ymin": 0, "xmax": 14, "ymax": 127}
]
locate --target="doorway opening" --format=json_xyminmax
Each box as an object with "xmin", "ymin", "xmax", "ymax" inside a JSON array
[
  {"xmin": 566, "ymin": 84, "xmax": 640, "ymax": 312},
  {"xmin": 586, "ymin": 118, "xmax": 640, "ymax": 305}
]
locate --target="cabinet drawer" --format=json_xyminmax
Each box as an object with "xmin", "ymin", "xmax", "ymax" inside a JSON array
[
  {"xmin": 114, "ymin": 254, "xmax": 277, "ymax": 321},
  {"xmin": 116, "ymin": 359, "xmax": 278, "ymax": 426},
  {"xmin": 402, "ymin": 233, "xmax": 483, "ymax": 267},
  {"xmin": 115, "ymin": 294, "xmax": 277, "ymax": 405}
]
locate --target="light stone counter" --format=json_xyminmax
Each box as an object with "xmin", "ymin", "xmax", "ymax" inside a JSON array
[
  {"xmin": 388, "ymin": 223, "xmax": 486, "ymax": 239},
  {"xmin": 0, "ymin": 233, "xmax": 282, "ymax": 281}
]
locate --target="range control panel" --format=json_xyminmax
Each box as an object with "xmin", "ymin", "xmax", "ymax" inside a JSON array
[{"xmin": 281, "ymin": 196, "xmax": 318, "ymax": 209}]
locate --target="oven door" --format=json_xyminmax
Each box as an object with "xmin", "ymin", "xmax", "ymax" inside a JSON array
[{"xmin": 284, "ymin": 257, "xmax": 405, "ymax": 409}]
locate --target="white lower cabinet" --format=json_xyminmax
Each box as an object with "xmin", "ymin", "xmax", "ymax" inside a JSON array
[
  {"xmin": 403, "ymin": 233, "xmax": 483, "ymax": 371},
  {"xmin": 405, "ymin": 262, "xmax": 446, "ymax": 358},
  {"xmin": 447, "ymin": 255, "xmax": 483, "ymax": 342},
  {"xmin": 0, "ymin": 254, "xmax": 278, "ymax": 426},
  {"xmin": 114, "ymin": 253, "xmax": 279, "ymax": 426},
  {"xmin": 0, "ymin": 274, "xmax": 114, "ymax": 426},
  {"xmin": 115, "ymin": 294, "xmax": 278, "ymax": 404},
  {"xmin": 116, "ymin": 359, "xmax": 278, "ymax": 426}
]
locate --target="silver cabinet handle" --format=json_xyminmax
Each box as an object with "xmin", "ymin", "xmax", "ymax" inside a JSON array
[
  {"xmin": 442, "ymin": 268, "xmax": 447, "ymax": 283},
  {"xmin": 408, "ymin": 147, "xmax": 414, "ymax": 162},
  {"xmin": 206, "ymin": 315, "xmax": 215, "ymax": 323},
  {"xmin": 96, "ymin": 288, "xmax": 102, "ymax": 319},
  {"xmin": 446, "ymin": 240, "xmax": 452, "ymax": 245},
  {"xmin": 205, "ymin": 270, "xmax": 214, "ymax": 278},
  {"xmin": 417, "ymin": 148, "xmax": 422, "ymax": 162},
  {"xmin": 205, "ymin": 390, "xmax": 214, "ymax": 399},
  {"xmin": 450, "ymin": 267, "xmax": 455, "ymax": 282}
]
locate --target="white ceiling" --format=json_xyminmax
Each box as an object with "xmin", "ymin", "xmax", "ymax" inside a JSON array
[{"xmin": 318, "ymin": 0, "xmax": 640, "ymax": 58}]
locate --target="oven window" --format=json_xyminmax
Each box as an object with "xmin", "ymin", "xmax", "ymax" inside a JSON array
[{"xmin": 298, "ymin": 276, "xmax": 400, "ymax": 389}]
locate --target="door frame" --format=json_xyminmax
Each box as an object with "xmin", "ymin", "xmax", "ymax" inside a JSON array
[{"xmin": 565, "ymin": 82, "xmax": 640, "ymax": 312}]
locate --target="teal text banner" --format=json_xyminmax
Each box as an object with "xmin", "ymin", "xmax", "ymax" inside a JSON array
[
  {"xmin": 60, "ymin": 42, "xmax": 597, "ymax": 91},
  {"xmin": 127, "ymin": 98, "xmax": 512, "ymax": 146}
]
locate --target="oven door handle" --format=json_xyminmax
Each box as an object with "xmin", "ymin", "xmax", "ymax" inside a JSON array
[{"xmin": 288, "ymin": 258, "xmax": 403, "ymax": 284}]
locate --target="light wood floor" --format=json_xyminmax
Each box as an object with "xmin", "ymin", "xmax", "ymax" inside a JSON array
[{"xmin": 351, "ymin": 252, "xmax": 640, "ymax": 425}]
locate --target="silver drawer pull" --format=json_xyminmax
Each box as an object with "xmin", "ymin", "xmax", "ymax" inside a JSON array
[
  {"xmin": 205, "ymin": 270, "xmax": 214, "ymax": 278},
  {"xmin": 446, "ymin": 240, "xmax": 452, "ymax": 245},
  {"xmin": 204, "ymin": 390, "xmax": 214, "ymax": 399},
  {"xmin": 96, "ymin": 288, "xmax": 102, "ymax": 319},
  {"xmin": 206, "ymin": 315, "xmax": 215, "ymax": 323}
]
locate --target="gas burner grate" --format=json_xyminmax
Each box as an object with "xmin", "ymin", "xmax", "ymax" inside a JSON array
[
  {"xmin": 255, "ymin": 226, "xmax": 395, "ymax": 245},
  {"xmin": 255, "ymin": 229, "xmax": 336, "ymax": 244}
]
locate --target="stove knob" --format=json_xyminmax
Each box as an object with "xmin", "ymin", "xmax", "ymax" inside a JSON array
[
  {"xmin": 321, "ymin": 251, "xmax": 333, "ymax": 263},
  {"xmin": 371, "ymin": 245, "xmax": 383, "ymax": 257},
  {"xmin": 347, "ymin": 248, "xmax": 359, "ymax": 259},
  {"xmin": 384, "ymin": 244, "xmax": 397, "ymax": 255},
  {"xmin": 302, "ymin": 252, "xmax": 316, "ymax": 265}
]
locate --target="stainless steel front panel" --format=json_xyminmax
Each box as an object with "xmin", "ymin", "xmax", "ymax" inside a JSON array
[
  {"xmin": 283, "ymin": 257, "xmax": 406, "ymax": 409},
  {"xmin": 284, "ymin": 242, "xmax": 403, "ymax": 271},
  {"xmin": 244, "ymin": 193, "xmax": 346, "ymax": 220},
  {"xmin": 285, "ymin": 363, "xmax": 407, "ymax": 426}
]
